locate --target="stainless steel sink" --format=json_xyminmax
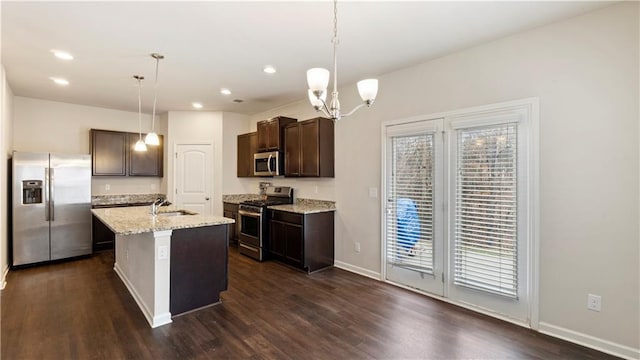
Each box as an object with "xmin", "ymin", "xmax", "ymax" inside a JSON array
[{"xmin": 156, "ymin": 210, "xmax": 197, "ymax": 217}]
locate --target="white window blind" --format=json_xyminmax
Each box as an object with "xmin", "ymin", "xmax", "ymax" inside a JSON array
[
  {"xmin": 386, "ymin": 133, "xmax": 434, "ymax": 273},
  {"xmin": 454, "ymin": 124, "xmax": 518, "ymax": 298}
]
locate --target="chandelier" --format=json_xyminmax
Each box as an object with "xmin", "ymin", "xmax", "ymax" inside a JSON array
[
  {"xmin": 144, "ymin": 53, "xmax": 164, "ymax": 145},
  {"xmin": 306, "ymin": 0, "xmax": 378, "ymax": 121}
]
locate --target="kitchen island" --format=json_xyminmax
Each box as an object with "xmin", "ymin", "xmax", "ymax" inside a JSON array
[{"xmin": 92, "ymin": 206, "xmax": 234, "ymax": 328}]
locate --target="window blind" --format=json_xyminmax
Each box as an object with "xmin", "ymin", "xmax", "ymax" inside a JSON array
[
  {"xmin": 386, "ymin": 134, "xmax": 434, "ymax": 273},
  {"xmin": 454, "ymin": 124, "xmax": 518, "ymax": 298}
]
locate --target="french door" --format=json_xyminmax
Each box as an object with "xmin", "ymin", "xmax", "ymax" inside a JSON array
[
  {"xmin": 383, "ymin": 100, "xmax": 534, "ymax": 325},
  {"xmin": 384, "ymin": 119, "xmax": 444, "ymax": 296}
]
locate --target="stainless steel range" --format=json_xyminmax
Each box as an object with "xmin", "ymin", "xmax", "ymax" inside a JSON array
[{"xmin": 238, "ymin": 186, "xmax": 293, "ymax": 261}]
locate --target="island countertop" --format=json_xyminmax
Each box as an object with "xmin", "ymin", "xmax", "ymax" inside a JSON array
[{"xmin": 92, "ymin": 206, "xmax": 234, "ymax": 235}]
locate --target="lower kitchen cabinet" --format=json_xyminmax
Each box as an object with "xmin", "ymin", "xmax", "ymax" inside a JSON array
[
  {"xmin": 223, "ymin": 202, "xmax": 240, "ymax": 245},
  {"xmin": 268, "ymin": 210, "xmax": 334, "ymax": 272},
  {"xmin": 92, "ymin": 214, "xmax": 115, "ymax": 252}
]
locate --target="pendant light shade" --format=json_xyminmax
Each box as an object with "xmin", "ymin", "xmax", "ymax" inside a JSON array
[
  {"xmin": 144, "ymin": 132, "xmax": 160, "ymax": 146},
  {"xmin": 134, "ymin": 139, "xmax": 147, "ymax": 152}
]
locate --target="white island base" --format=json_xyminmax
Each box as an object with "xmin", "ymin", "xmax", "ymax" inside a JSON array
[{"xmin": 113, "ymin": 230, "xmax": 173, "ymax": 328}]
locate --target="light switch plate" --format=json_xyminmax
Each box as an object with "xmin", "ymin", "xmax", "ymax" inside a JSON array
[{"xmin": 368, "ymin": 187, "xmax": 378, "ymax": 198}]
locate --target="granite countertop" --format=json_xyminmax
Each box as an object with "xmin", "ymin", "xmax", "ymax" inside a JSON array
[
  {"xmin": 268, "ymin": 198, "xmax": 336, "ymax": 214},
  {"xmin": 222, "ymin": 194, "xmax": 262, "ymax": 205},
  {"xmin": 92, "ymin": 193, "xmax": 166, "ymax": 207},
  {"xmin": 92, "ymin": 206, "xmax": 234, "ymax": 235}
]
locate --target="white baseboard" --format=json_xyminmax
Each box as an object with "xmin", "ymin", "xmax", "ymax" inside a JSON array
[
  {"xmin": 334, "ymin": 260, "xmax": 381, "ymax": 280},
  {"xmin": 0, "ymin": 266, "xmax": 8, "ymax": 290},
  {"xmin": 114, "ymin": 263, "xmax": 172, "ymax": 328},
  {"xmin": 539, "ymin": 322, "xmax": 639, "ymax": 360}
]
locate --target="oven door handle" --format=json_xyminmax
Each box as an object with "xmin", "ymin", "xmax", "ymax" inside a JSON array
[{"xmin": 238, "ymin": 209, "xmax": 261, "ymax": 217}]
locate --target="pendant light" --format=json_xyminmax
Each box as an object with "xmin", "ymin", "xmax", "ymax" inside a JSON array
[
  {"xmin": 144, "ymin": 53, "xmax": 164, "ymax": 146},
  {"xmin": 133, "ymin": 75, "xmax": 147, "ymax": 152},
  {"xmin": 306, "ymin": 0, "xmax": 378, "ymax": 121}
]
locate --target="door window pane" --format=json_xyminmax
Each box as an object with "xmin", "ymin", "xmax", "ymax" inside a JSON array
[
  {"xmin": 386, "ymin": 134, "xmax": 435, "ymax": 273},
  {"xmin": 454, "ymin": 124, "xmax": 518, "ymax": 298}
]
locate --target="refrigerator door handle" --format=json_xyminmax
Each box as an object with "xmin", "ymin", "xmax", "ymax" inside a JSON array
[
  {"xmin": 44, "ymin": 168, "xmax": 50, "ymax": 221},
  {"xmin": 49, "ymin": 168, "xmax": 55, "ymax": 222}
]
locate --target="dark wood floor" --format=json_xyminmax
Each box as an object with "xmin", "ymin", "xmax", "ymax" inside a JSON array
[{"xmin": 2, "ymin": 247, "xmax": 618, "ymax": 360}]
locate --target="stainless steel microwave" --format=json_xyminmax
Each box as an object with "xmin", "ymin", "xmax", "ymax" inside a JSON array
[{"xmin": 254, "ymin": 151, "xmax": 281, "ymax": 176}]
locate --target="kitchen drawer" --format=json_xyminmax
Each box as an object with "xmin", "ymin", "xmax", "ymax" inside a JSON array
[{"xmin": 270, "ymin": 210, "xmax": 302, "ymax": 225}]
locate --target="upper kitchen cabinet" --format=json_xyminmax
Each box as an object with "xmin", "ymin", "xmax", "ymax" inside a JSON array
[
  {"xmin": 128, "ymin": 133, "xmax": 163, "ymax": 177},
  {"xmin": 237, "ymin": 132, "xmax": 257, "ymax": 177},
  {"xmin": 256, "ymin": 116, "xmax": 297, "ymax": 152},
  {"xmin": 90, "ymin": 129, "xmax": 164, "ymax": 177},
  {"xmin": 284, "ymin": 117, "xmax": 334, "ymax": 177},
  {"xmin": 91, "ymin": 129, "xmax": 127, "ymax": 176}
]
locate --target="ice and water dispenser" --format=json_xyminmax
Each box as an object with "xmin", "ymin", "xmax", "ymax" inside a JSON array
[{"xmin": 22, "ymin": 180, "xmax": 43, "ymax": 204}]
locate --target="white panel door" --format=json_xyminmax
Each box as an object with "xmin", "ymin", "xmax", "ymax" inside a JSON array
[{"xmin": 175, "ymin": 144, "xmax": 213, "ymax": 216}]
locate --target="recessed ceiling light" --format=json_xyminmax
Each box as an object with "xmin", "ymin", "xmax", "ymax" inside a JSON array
[
  {"xmin": 263, "ymin": 65, "xmax": 276, "ymax": 74},
  {"xmin": 220, "ymin": 88, "xmax": 231, "ymax": 95},
  {"xmin": 51, "ymin": 50, "xmax": 73, "ymax": 60},
  {"xmin": 192, "ymin": 102, "xmax": 203, "ymax": 109},
  {"xmin": 49, "ymin": 77, "xmax": 69, "ymax": 86}
]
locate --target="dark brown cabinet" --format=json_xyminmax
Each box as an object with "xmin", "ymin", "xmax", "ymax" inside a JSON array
[
  {"xmin": 170, "ymin": 225, "xmax": 228, "ymax": 316},
  {"xmin": 256, "ymin": 116, "xmax": 297, "ymax": 152},
  {"xmin": 284, "ymin": 124, "xmax": 301, "ymax": 176},
  {"xmin": 269, "ymin": 210, "xmax": 334, "ymax": 272},
  {"xmin": 237, "ymin": 132, "xmax": 257, "ymax": 177},
  {"xmin": 91, "ymin": 129, "xmax": 127, "ymax": 176},
  {"xmin": 92, "ymin": 213, "xmax": 116, "ymax": 252},
  {"xmin": 284, "ymin": 117, "xmax": 334, "ymax": 177},
  {"xmin": 128, "ymin": 133, "xmax": 163, "ymax": 177},
  {"xmin": 223, "ymin": 202, "xmax": 240, "ymax": 245},
  {"xmin": 90, "ymin": 129, "xmax": 164, "ymax": 177}
]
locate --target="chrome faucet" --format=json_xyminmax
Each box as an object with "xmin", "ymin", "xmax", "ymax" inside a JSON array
[{"xmin": 151, "ymin": 198, "xmax": 169, "ymax": 216}]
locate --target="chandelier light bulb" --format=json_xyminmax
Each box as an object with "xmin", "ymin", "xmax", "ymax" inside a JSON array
[
  {"xmin": 307, "ymin": 68, "xmax": 330, "ymax": 92},
  {"xmin": 357, "ymin": 79, "xmax": 379, "ymax": 104},
  {"xmin": 308, "ymin": 89, "xmax": 326, "ymax": 109}
]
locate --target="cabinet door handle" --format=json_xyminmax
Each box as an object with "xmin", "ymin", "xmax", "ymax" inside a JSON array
[{"xmin": 205, "ymin": 197, "xmax": 210, "ymax": 201}]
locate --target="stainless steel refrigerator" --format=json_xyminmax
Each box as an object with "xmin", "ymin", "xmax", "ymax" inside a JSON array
[{"xmin": 12, "ymin": 151, "xmax": 92, "ymax": 266}]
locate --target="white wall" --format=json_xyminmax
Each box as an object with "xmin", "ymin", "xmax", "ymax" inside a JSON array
[
  {"xmin": 247, "ymin": 2, "xmax": 639, "ymax": 355},
  {"xmin": 12, "ymin": 97, "xmax": 166, "ymax": 196},
  {"xmin": 221, "ymin": 112, "xmax": 250, "ymax": 195},
  {"xmin": 1, "ymin": 65, "xmax": 14, "ymax": 286},
  {"xmin": 166, "ymin": 111, "xmax": 225, "ymax": 216}
]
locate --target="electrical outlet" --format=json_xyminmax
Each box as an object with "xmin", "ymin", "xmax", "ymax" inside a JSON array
[
  {"xmin": 369, "ymin": 187, "xmax": 378, "ymax": 198},
  {"xmin": 150, "ymin": 183, "xmax": 156, "ymax": 190},
  {"xmin": 105, "ymin": 184, "xmax": 110, "ymax": 191},
  {"xmin": 587, "ymin": 294, "xmax": 602, "ymax": 312},
  {"xmin": 355, "ymin": 242, "xmax": 361, "ymax": 253},
  {"xmin": 158, "ymin": 245, "xmax": 168, "ymax": 260}
]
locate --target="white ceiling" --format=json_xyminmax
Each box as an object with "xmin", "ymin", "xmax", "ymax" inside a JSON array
[{"xmin": 1, "ymin": 1, "xmax": 611, "ymax": 116}]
